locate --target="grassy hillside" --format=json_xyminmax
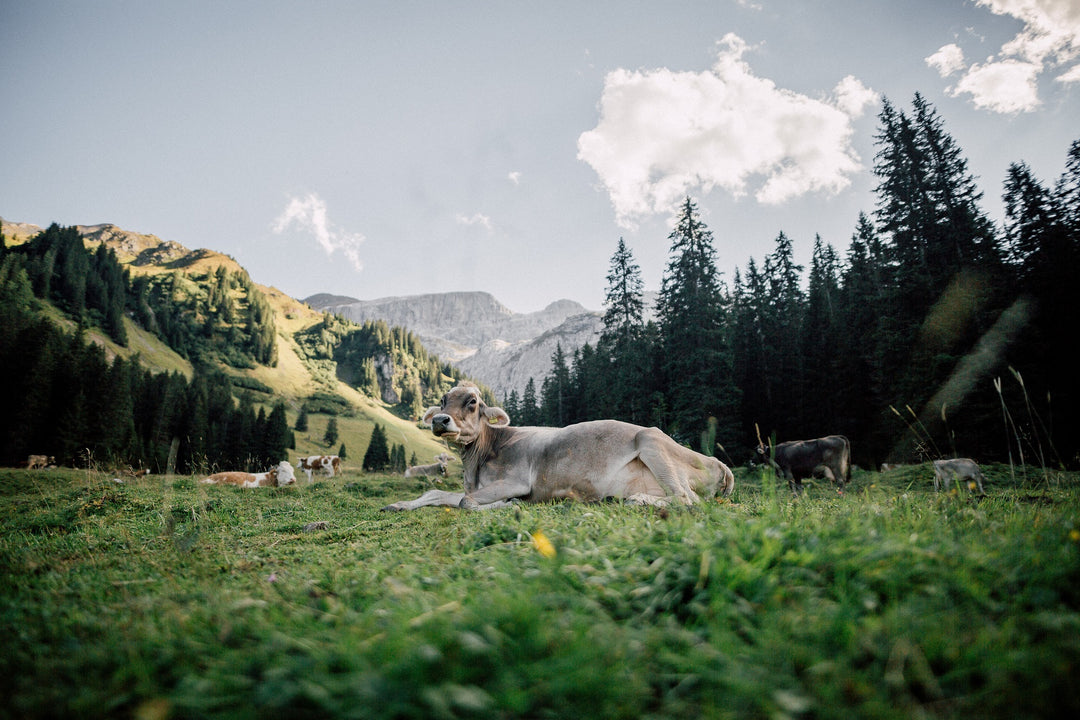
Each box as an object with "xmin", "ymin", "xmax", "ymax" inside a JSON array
[
  {"xmin": 1, "ymin": 464, "xmax": 1077, "ymax": 718},
  {"xmin": 40, "ymin": 303, "xmax": 195, "ymax": 379},
  {"xmin": 2, "ymin": 219, "xmax": 456, "ymax": 468}
]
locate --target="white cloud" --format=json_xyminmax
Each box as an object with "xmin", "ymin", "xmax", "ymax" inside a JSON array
[
  {"xmin": 271, "ymin": 193, "xmax": 364, "ymax": 271},
  {"xmin": 456, "ymin": 213, "xmax": 494, "ymax": 232},
  {"xmin": 832, "ymin": 74, "xmax": 879, "ymax": 117},
  {"xmin": 926, "ymin": 43, "xmax": 966, "ymax": 77},
  {"xmin": 984, "ymin": 0, "xmax": 1080, "ymax": 65},
  {"xmin": 577, "ymin": 33, "xmax": 876, "ymax": 226},
  {"xmin": 952, "ymin": 58, "xmax": 1042, "ymax": 113},
  {"xmin": 508, "ymin": 171, "xmax": 522, "ymax": 185},
  {"xmin": 931, "ymin": 0, "xmax": 1080, "ymax": 113},
  {"xmin": 1057, "ymin": 63, "xmax": 1080, "ymax": 83}
]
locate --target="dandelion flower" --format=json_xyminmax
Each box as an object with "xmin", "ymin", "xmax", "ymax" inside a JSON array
[
  {"xmin": 1070, "ymin": 529, "xmax": 1080, "ymax": 542},
  {"xmin": 531, "ymin": 530, "xmax": 556, "ymax": 559}
]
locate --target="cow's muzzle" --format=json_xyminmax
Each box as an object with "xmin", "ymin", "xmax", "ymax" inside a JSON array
[{"xmin": 430, "ymin": 414, "xmax": 458, "ymax": 437}]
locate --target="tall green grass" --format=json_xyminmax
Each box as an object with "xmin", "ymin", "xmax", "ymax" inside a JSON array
[{"xmin": 2, "ymin": 465, "xmax": 1078, "ymax": 718}]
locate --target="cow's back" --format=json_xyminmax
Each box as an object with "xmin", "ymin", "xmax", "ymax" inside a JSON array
[{"xmin": 476, "ymin": 420, "xmax": 728, "ymax": 503}]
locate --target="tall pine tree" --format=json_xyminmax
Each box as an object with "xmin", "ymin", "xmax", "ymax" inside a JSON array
[
  {"xmin": 655, "ymin": 198, "xmax": 739, "ymax": 448},
  {"xmin": 598, "ymin": 237, "xmax": 651, "ymax": 424}
]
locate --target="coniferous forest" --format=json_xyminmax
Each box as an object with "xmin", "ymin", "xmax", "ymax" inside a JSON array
[
  {"xmin": 0, "ymin": 225, "xmax": 292, "ymax": 474},
  {"xmin": 523, "ymin": 95, "xmax": 1080, "ymax": 471}
]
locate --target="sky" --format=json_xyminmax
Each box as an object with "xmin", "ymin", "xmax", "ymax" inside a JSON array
[{"xmin": 2, "ymin": 1, "xmax": 1078, "ymax": 314}]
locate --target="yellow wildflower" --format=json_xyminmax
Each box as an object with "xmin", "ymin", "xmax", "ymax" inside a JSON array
[{"xmin": 531, "ymin": 530, "xmax": 556, "ymax": 559}]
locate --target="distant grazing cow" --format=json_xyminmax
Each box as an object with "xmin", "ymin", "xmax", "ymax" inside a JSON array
[
  {"xmin": 757, "ymin": 435, "xmax": 852, "ymax": 495},
  {"xmin": 404, "ymin": 453, "xmax": 452, "ymax": 479},
  {"xmin": 382, "ymin": 383, "xmax": 734, "ymax": 511},
  {"xmin": 932, "ymin": 458, "xmax": 986, "ymax": 495},
  {"xmin": 202, "ymin": 460, "xmax": 296, "ymax": 488},
  {"xmin": 26, "ymin": 455, "xmax": 55, "ymax": 470},
  {"xmin": 297, "ymin": 455, "xmax": 341, "ymax": 482}
]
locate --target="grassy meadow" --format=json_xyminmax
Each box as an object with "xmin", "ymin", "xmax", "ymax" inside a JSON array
[{"xmin": 1, "ymin": 462, "xmax": 1078, "ymax": 719}]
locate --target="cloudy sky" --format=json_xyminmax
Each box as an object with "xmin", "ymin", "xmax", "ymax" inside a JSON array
[{"xmin": 3, "ymin": 1, "xmax": 1078, "ymax": 313}]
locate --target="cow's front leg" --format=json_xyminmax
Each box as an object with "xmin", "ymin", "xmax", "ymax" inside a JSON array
[
  {"xmin": 382, "ymin": 489, "xmax": 467, "ymax": 511},
  {"xmin": 459, "ymin": 477, "xmax": 533, "ymax": 510}
]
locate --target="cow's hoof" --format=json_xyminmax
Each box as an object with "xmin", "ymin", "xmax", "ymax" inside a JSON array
[
  {"xmin": 459, "ymin": 496, "xmax": 480, "ymax": 510},
  {"xmin": 381, "ymin": 503, "xmax": 406, "ymax": 512}
]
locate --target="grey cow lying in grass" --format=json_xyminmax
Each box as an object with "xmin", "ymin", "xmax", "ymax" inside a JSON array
[{"xmin": 383, "ymin": 383, "xmax": 734, "ymax": 511}]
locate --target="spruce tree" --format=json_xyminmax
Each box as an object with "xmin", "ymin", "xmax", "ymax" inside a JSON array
[
  {"xmin": 540, "ymin": 344, "xmax": 571, "ymax": 426},
  {"xmin": 323, "ymin": 416, "xmax": 339, "ymax": 447},
  {"xmin": 760, "ymin": 231, "xmax": 806, "ymax": 439},
  {"xmin": 1054, "ymin": 139, "xmax": 1080, "ymax": 236},
  {"xmin": 266, "ymin": 402, "xmax": 290, "ymax": 464},
  {"xmin": 521, "ymin": 378, "xmax": 540, "ymax": 426},
  {"xmin": 503, "ymin": 389, "xmax": 521, "ymax": 425},
  {"xmin": 599, "ymin": 237, "xmax": 649, "ymax": 423},
  {"xmin": 363, "ymin": 423, "xmax": 390, "ymax": 471},
  {"xmin": 873, "ymin": 94, "xmax": 1005, "ymax": 449},
  {"xmin": 800, "ymin": 236, "xmax": 842, "ymax": 436},
  {"xmin": 836, "ymin": 213, "xmax": 892, "ymax": 461},
  {"xmin": 601, "ymin": 237, "xmax": 645, "ymax": 347},
  {"xmin": 295, "ymin": 406, "xmax": 309, "ymax": 432},
  {"xmin": 655, "ymin": 197, "xmax": 739, "ymax": 446},
  {"xmin": 730, "ymin": 259, "xmax": 774, "ymax": 440}
]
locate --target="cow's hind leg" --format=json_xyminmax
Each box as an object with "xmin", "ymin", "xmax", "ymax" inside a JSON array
[{"xmin": 635, "ymin": 429, "xmax": 700, "ymax": 505}]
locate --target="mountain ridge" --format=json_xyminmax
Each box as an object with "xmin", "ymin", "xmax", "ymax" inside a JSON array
[{"xmin": 305, "ymin": 291, "xmax": 603, "ymax": 398}]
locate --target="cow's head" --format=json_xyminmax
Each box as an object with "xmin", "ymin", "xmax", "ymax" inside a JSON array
[
  {"xmin": 422, "ymin": 384, "xmax": 509, "ymax": 446},
  {"xmin": 275, "ymin": 460, "xmax": 297, "ymax": 486}
]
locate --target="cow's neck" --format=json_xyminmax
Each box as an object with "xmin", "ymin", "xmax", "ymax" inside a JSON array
[{"xmin": 460, "ymin": 424, "xmax": 512, "ymax": 493}]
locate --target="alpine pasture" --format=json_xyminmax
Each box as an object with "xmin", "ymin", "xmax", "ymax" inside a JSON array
[{"xmin": 2, "ymin": 463, "xmax": 1078, "ymax": 718}]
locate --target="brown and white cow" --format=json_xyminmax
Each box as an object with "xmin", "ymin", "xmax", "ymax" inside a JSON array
[
  {"xmin": 202, "ymin": 460, "xmax": 296, "ymax": 488},
  {"xmin": 932, "ymin": 458, "xmax": 986, "ymax": 495},
  {"xmin": 757, "ymin": 435, "xmax": 851, "ymax": 495},
  {"xmin": 382, "ymin": 383, "xmax": 734, "ymax": 511},
  {"xmin": 404, "ymin": 452, "xmax": 452, "ymax": 479},
  {"xmin": 297, "ymin": 455, "xmax": 341, "ymax": 482},
  {"xmin": 26, "ymin": 455, "xmax": 56, "ymax": 470}
]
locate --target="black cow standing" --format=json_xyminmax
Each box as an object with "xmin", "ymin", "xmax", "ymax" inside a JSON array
[{"xmin": 757, "ymin": 435, "xmax": 852, "ymax": 495}]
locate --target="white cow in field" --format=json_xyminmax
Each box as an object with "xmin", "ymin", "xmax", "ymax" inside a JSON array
[
  {"xmin": 202, "ymin": 460, "xmax": 296, "ymax": 488},
  {"xmin": 26, "ymin": 455, "xmax": 55, "ymax": 470},
  {"xmin": 404, "ymin": 452, "xmax": 452, "ymax": 479},
  {"xmin": 383, "ymin": 383, "xmax": 734, "ymax": 511},
  {"xmin": 933, "ymin": 458, "xmax": 986, "ymax": 495},
  {"xmin": 297, "ymin": 455, "xmax": 341, "ymax": 482}
]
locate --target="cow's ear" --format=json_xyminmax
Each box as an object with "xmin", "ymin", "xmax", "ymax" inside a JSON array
[
  {"xmin": 422, "ymin": 406, "xmax": 441, "ymax": 425},
  {"xmin": 484, "ymin": 407, "xmax": 510, "ymax": 426}
]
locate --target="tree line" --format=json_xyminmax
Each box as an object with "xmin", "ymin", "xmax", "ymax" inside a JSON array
[{"xmin": 523, "ymin": 94, "xmax": 1080, "ymax": 470}]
